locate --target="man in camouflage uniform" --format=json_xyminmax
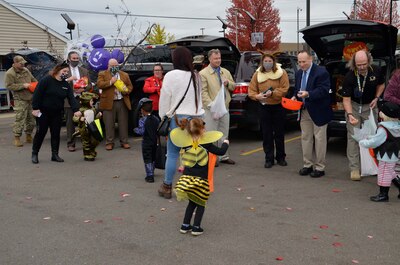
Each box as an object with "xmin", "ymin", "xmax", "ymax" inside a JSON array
[
  {"xmin": 73, "ymin": 92, "xmax": 101, "ymax": 161},
  {"xmin": 5, "ymin": 55, "xmax": 37, "ymax": 147}
]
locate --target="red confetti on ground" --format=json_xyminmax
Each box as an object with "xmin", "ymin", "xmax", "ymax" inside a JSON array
[
  {"xmin": 332, "ymin": 242, "xmax": 343, "ymax": 247},
  {"xmin": 275, "ymin": 256, "xmax": 284, "ymax": 261},
  {"xmin": 332, "ymin": 189, "xmax": 341, "ymax": 193},
  {"xmin": 312, "ymin": 235, "xmax": 319, "ymax": 240},
  {"xmin": 334, "ymin": 234, "xmax": 340, "ymax": 237},
  {"xmin": 120, "ymin": 192, "xmax": 131, "ymax": 197},
  {"xmin": 83, "ymin": 220, "xmax": 92, "ymax": 223},
  {"xmin": 286, "ymin": 207, "xmax": 292, "ymax": 211},
  {"xmin": 351, "ymin": 260, "xmax": 360, "ymax": 264},
  {"xmin": 320, "ymin": 225, "xmax": 329, "ymax": 229}
]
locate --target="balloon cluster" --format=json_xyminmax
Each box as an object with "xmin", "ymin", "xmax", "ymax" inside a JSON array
[{"xmin": 66, "ymin": 34, "xmax": 125, "ymax": 72}]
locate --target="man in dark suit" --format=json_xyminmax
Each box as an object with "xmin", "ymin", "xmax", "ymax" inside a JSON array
[
  {"xmin": 97, "ymin": 58, "xmax": 133, "ymax": 151},
  {"xmin": 292, "ymin": 50, "xmax": 332, "ymax": 178},
  {"xmin": 64, "ymin": 51, "xmax": 92, "ymax": 152}
]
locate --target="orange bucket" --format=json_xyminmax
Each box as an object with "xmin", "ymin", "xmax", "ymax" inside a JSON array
[
  {"xmin": 28, "ymin": 82, "xmax": 38, "ymax": 93},
  {"xmin": 281, "ymin": 98, "xmax": 303, "ymax": 111}
]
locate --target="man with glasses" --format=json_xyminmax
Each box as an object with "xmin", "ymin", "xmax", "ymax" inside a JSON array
[
  {"xmin": 143, "ymin": 64, "xmax": 164, "ymax": 118},
  {"xmin": 5, "ymin": 55, "xmax": 37, "ymax": 147},
  {"xmin": 342, "ymin": 50, "xmax": 385, "ymax": 181}
]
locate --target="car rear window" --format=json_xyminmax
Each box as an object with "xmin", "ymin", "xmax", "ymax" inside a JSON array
[{"xmin": 126, "ymin": 46, "xmax": 171, "ymax": 64}]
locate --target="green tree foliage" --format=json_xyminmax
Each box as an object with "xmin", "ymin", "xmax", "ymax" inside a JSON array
[
  {"xmin": 225, "ymin": 0, "xmax": 281, "ymax": 51},
  {"xmin": 146, "ymin": 24, "xmax": 175, "ymax": 44}
]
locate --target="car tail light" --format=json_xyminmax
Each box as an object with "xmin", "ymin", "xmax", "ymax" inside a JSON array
[{"xmin": 233, "ymin": 82, "xmax": 249, "ymax": 94}]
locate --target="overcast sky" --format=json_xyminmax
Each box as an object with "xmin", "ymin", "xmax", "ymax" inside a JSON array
[{"xmin": 6, "ymin": 0, "xmax": 399, "ymax": 45}]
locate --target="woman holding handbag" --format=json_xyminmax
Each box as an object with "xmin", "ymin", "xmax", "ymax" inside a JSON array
[{"xmin": 157, "ymin": 47, "xmax": 205, "ymax": 199}]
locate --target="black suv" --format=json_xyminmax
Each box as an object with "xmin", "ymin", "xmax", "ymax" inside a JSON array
[
  {"xmin": 300, "ymin": 20, "xmax": 398, "ymax": 138},
  {"xmin": 229, "ymin": 51, "xmax": 298, "ymax": 130},
  {"xmin": 122, "ymin": 36, "xmax": 241, "ymax": 134}
]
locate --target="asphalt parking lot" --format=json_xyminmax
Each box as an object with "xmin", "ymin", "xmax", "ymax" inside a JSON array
[{"xmin": 1, "ymin": 112, "xmax": 400, "ymax": 265}]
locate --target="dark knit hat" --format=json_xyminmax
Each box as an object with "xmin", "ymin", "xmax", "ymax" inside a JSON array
[{"xmin": 378, "ymin": 100, "xmax": 400, "ymax": 119}]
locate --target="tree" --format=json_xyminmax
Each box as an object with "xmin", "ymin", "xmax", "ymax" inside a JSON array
[
  {"xmin": 225, "ymin": 0, "xmax": 281, "ymax": 51},
  {"xmin": 351, "ymin": 0, "xmax": 400, "ymax": 27},
  {"xmin": 146, "ymin": 23, "xmax": 175, "ymax": 44}
]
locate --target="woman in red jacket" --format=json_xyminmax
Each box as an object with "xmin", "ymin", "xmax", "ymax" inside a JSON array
[{"xmin": 143, "ymin": 64, "xmax": 164, "ymax": 117}]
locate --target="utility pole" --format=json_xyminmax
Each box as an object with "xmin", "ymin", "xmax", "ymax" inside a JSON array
[
  {"xmin": 353, "ymin": 0, "xmax": 357, "ymax": 19},
  {"xmin": 235, "ymin": 8, "xmax": 238, "ymax": 48},
  {"xmin": 306, "ymin": 0, "xmax": 310, "ymax": 53},
  {"xmin": 200, "ymin": 28, "xmax": 205, "ymax": 35},
  {"xmin": 297, "ymin": 7, "xmax": 302, "ymax": 54}
]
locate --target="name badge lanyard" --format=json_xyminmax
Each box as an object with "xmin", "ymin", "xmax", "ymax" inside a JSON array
[{"xmin": 356, "ymin": 71, "xmax": 367, "ymax": 114}]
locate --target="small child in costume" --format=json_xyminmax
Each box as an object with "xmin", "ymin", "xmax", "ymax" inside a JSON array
[
  {"xmin": 134, "ymin": 98, "xmax": 160, "ymax": 183},
  {"xmin": 170, "ymin": 118, "xmax": 229, "ymax": 236},
  {"xmin": 359, "ymin": 101, "xmax": 400, "ymax": 202},
  {"xmin": 73, "ymin": 92, "xmax": 102, "ymax": 161}
]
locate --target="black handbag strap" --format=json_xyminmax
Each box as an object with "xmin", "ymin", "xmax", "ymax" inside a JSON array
[{"xmin": 169, "ymin": 77, "xmax": 192, "ymax": 116}]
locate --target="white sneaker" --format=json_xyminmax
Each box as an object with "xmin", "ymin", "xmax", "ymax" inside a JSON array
[{"xmin": 350, "ymin": 170, "xmax": 361, "ymax": 181}]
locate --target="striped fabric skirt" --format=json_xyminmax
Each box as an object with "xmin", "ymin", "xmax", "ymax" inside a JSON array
[{"xmin": 174, "ymin": 175, "xmax": 210, "ymax": 207}]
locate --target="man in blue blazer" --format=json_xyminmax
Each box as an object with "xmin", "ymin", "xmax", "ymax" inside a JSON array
[{"xmin": 292, "ymin": 50, "xmax": 333, "ymax": 178}]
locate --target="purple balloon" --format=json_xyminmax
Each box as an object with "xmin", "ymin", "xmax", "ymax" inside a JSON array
[
  {"xmin": 88, "ymin": 48, "xmax": 111, "ymax": 71},
  {"xmin": 111, "ymin": 49, "xmax": 124, "ymax": 64},
  {"xmin": 90, "ymin": 34, "xmax": 105, "ymax": 49}
]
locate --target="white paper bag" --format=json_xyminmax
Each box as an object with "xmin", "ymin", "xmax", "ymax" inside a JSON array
[
  {"xmin": 209, "ymin": 84, "xmax": 228, "ymax": 120},
  {"xmin": 359, "ymin": 146, "xmax": 378, "ymax": 176}
]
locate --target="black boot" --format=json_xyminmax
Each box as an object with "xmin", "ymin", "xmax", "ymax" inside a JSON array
[
  {"xmin": 32, "ymin": 152, "xmax": 39, "ymax": 164},
  {"xmin": 144, "ymin": 163, "xmax": 154, "ymax": 183},
  {"xmin": 51, "ymin": 153, "xmax": 64, "ymax": 162},
  {"xmin": 391, "ymin": 176, "xmax": 400, "ymax": 199},
  {"xmin": 370, "ymin": 186, "xmax": 389, "ymax": 202}
]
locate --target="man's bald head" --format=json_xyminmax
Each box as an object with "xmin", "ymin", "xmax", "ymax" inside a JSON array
[
  {"xmin": 346, "ymin": 49, "xmax": 372, "ymax": 74},
  {"xmin": 108, "ymin": 58, "xmax": 119, "ymax": 68}
]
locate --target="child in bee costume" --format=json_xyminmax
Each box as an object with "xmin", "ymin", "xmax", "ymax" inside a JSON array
[
  {"xmin": 73, "ymin": 92, "xmax": 102, "ymax": 161},
  {"xmin": 359, "ymin": 101, "xmax": 400, "ymax": 202},
  {"xmin": 171, "ymin": 118, "xmax": 229, "ymax": 236}
]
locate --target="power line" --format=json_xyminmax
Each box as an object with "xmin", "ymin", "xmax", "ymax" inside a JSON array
[{"xmin": 10, "ymin": 2, "xmax": 345, "ymax": 23}]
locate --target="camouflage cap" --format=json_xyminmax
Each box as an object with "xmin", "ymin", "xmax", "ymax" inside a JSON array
[
  {"xmin": 13, "ymin": 55, "xmax": 27, "ymax": 64},
  {"xmin": 80, "ymin": 92, "xmax": 98, "ymax": 102},
  {"xmin": 193, "ymin": 55, "xmax": 204, "ymax": 64}
]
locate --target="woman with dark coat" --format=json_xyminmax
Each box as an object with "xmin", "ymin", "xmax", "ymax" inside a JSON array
[{"xmin": 31, "ymin": 61, "xmax": 81, "ymax": 164}]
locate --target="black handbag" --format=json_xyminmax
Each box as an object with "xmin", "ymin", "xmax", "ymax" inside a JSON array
[
  {"xmin": 154, "ymin": 137, "xmax": 167, "ymax": 169},
  {"xmin": 157, "ymin": 116, "xmax": 171, "ymax": 137},
  {"xmin": 156, "ymin": 77, "xmax": 192, "ymax": 136}
]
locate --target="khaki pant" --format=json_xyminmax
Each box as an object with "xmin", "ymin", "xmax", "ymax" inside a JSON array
[
  {"xmin": 103, "ymin": 100, "xmax": 129, "ymax": 145},
  {"xmin": 300, "ymin": 109, "xmax": 328, "ymax": 171},
  {"xmin": 13, "ymin": 99, "xmax": 35, "ymax": 137},
  {"xmin": 203, "ymin": 109, "xmax": 230, "ymax": 160},
  {"xmin": 346, "ymin": 102, "xmax": 377, "ymax": 171}
]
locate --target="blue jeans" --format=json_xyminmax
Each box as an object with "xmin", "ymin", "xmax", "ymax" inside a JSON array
[{"xmin": 163, "ymin": 114, "xmax": 202, "ymax": 185}]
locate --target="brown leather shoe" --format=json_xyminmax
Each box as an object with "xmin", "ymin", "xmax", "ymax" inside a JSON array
[
  {"xmin": 220, "ymin": 158, "xmax": 235, "ymax": 165},
  {"xmin": 105, "ymin": 143, "xmax": 114, "ymax": 151},
  {"xmin": 67, "ymin": 145, "xmax": 76, "ymax": 152},
  {"xmin": 121, "ymin": 143, "xmax": 130, "ymax": 149}
]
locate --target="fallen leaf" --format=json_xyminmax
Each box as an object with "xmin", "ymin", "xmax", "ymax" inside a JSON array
[
  {"xmin": 160, "ymin": 208, "xmax": 166, "ymax": 211},
  {"xmin": 120, "ymin": 193, "xmax": 131, "ymax": 197},
  {"xmin": 312, "ymin": 235, "xmax": 319, "ymax": 240},
  {"xmin": 249, "ymin": 207, "xmax": 255, "ymax": 211},
  {"xmin": 236, "ymin": 187, "xmax": 242, "ymax": 191},
  {"xmin": 43, "ymin": 217, "xmax": 51, "ymax": 220},
  {"xmin": 286, "ymin": 207, "xmax": 292, "ymax": 211},
  {"xmin": 320, "ymin": 225, "xmax": 329, "ymax": 229},
  {"xmin": 25, "ymin": 197, "xmax": 32, "ymax": 200},
  {"xmin": 332, "ymin": 242, "xmax": 343, "ymax": 247},
  {"xmin": 334, "ymin": 234, "xmax": 340, "ymax": 237},
  {"xmin": 168, "ymin": 200, "xmax": 173, "ymax": 203},
  {"xmin": 113, "ymin": 175, "xmax": 120, "ymax": 179},
  {"xmin": 367, "ymin": 235, "xmax": 373, "ymax": 239},
  {"xmin": 332, "ymin": 188, "xmax": 341, "ymax": 193},
  {"xmin": 276, "ymin": 256, "xmax": 284, "ymax": 261},
  {"xmin": 246, "ymin": 196, "xmax": 252, "ymax": 200},
  {"xmin": 84, "ymin": 220, "xmax": 92, "ymax": 223},
  {"xmin": 351, "ymin": 259, "xmax": 360, "ymax": 264},
  {"xmin": 96, "ymin": 220, "xmax": 104, "ymax": 224}
]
